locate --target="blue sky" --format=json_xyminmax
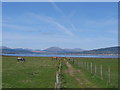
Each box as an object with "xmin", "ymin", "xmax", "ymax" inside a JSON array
[{"xmin": 2, "ymin": 2, "xmax": 118, "ymax": 50}]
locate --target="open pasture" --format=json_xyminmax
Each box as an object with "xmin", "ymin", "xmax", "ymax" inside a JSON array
[
  {"xmin": 2, "ymin": 56, "xmax": 118, "ymax": 88},
  {"xmin": 2, "ymin": 56, "xmax": 57, "ymax": 88}
]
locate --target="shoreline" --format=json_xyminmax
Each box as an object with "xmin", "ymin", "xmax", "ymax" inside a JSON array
[{"xmin": 1, "ymin": 54, "xmax": 119, "ymax": 58}]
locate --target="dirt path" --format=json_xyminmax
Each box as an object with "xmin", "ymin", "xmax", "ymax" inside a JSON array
[
  {"xmin": 65, "ymin": 62, "xmax": 79, "ymax": 76},
  {"xmin": 64, "ymin": 61, "xmax": 97, "ymax": 88}
]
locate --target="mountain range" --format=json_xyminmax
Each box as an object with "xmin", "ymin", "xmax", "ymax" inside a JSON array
[
  {"xmin": 0, "ymin": 46, "xmax": 119, "ymax": 55},
  {"xmin": 65, "ymin": 46, "xmax": 119, "ymax": 55},
  {"xmin": 43, "ymin": 47, "xmax": 84, "ymax": 53}
]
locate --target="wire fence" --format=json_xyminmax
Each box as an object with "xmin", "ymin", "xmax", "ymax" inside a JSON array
[
  {"xmin": 68, "ymin": 58, "xmax": 117, "ymax": 87},
  {"xmin": 55, "ymin": 57, "xmax": 118, "ymax": 88},
  {"xmin": 55, "ymin": 59, "xmax": 62, "ymax": 89}
]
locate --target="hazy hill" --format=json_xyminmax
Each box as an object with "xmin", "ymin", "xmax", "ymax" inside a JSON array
[
  {"xmin": 67, "ymin": 46, "xmax": 119, "ymax": 55},
  {"xmin": 63, "ymin": 48, "xmax": 84, "ymax": 52},
  {"xmin": 44, "ymin": 47, "xmax": 63, "ymax": 52},
  {"xmin": 1, "ymin": 46, "xmax": 119, "ymax": 55},
  {"xmin": 1, "ymin": 46, "xmax": 33, "ymax": 54},
  {"xmin": 43, "ymin": 47, "xmax": 84, "ymax": 53},
  {"xmin": 0, "ymin": 46, "xmax": 10, "ymax": 49}
]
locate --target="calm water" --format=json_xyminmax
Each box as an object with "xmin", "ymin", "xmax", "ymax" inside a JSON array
[{"xmin": 2, "ymin": 54, "xmax": 119, "ymax": 58}]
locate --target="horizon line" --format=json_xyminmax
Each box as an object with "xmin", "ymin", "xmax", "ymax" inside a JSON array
[{"xmin": 1, "ymin": 45, "xmax": 119, "ymax": 50}]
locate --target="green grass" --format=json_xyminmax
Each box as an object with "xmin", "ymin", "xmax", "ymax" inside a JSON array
[
  {"xmin": 69, "ymin": 58, "xmax": 118, "ymax": 88},
  {"xmin": 2, "ymin": 56, "xmax": 57, "ymax": 88},
  {"xmin": 62, "ymin": 72, "xmax": 79, "ymax": 88},
  {"xmin": 61, "ymin": 60, "xmax": 98, "ymax": 88},
  {"xmin": 61, "ymin": 60, "xmax": 79, "ymax": 88},
  {"xmin": 2, "ymin": 56, "xmax": 118, "ymax": 88}
]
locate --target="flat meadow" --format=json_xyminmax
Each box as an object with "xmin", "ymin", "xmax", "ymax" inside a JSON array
[
  {"xmin": 2, "ymin": 56, "xmax": 118, "ymax": 88},
  {"xmin": 2, "ymin": 56, "xmax": 57, "ymax": 88}
]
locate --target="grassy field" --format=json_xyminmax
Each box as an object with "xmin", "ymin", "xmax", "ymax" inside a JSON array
[
  {"xmin": 2, "ymin": 56, "xmax": 118, "ymax": 88},
  {"xmin": 2, "ymin": 56, "xmax": 57, "ymax": 88},
  {"xmin": 62, "ymin": 58, "xmax": 118, "ymax": 88}
]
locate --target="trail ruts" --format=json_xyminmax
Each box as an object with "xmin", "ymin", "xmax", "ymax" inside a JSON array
[{"xmin": 64, "ymin": 61, "xmax": 98, "ymax": 88}]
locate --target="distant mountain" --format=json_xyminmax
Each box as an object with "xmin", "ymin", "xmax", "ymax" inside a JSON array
[
  {"xmin": 44, "ymin": 47, "xmax": 63, "ymax": 52},
  {"xmin": 1, "ymin": 46, "xmax": 34, "ymax": 54},
  {"xmin": 1, "ymin": 46, "xmax": 119, "ymax": 55},
  {"xmin": 64, "ymin": 48, "xmax": 84, "ymax": 52},
  {"xmin": 0, "ymin": 46, "xmax": 10, "ymax": 49},
  {"xmin": 67, "ymin": 46, "xmax": 119, "ymax": 55},
  {"xmin": 43, "ymin": 47, "xmax": 84, "ymax": 53}
]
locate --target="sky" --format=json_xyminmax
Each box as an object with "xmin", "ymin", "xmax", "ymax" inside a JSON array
[{"xmin": 2, "ymin": 2, "xmax": 118, "ymax": 50}]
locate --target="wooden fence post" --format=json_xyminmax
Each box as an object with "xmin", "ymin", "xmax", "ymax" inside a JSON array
[
  {"xmin": 55, "ymin": 60, "xmax": 62, "ymax": 89},
  {"xmin": 95, "ymin": 63, "xmax": 97, "ymax": 75},
  {"xmin": 84, "ymin": 62, "xmax": 85, "ymax": 69},
  {"xmin": 86, "ymin": 62, "xmax": 88, "ymax": 71},
  {"xmin": 79, "ymin": 61, "xmax": 80, "ymax": 66},
  {"xmin": 78, "ymin": 61, "xmax": 81, "ymax": 67},
  {"xmin": 81, "ymin": 61, "xmax": 83, "ymax": 68},
  {"xmin": 84, "ymin": 62, "xmax": 86, "ymax": 69},
  {"xmin": 83, "ymin": 62, "xmax": 84, "ymax": 68},
  {"xmin": 100, "ymin": 64, "xmax": 103, "ymax": 80},
  {"xmin": 108, "ymin": 66, "xmax": 111, "ymax": 83},
  {"xmin": 91, "ymin": 62, "xmax": 92, "ymax": 73},
  {"xmin": 88, "ymin": 62, "xmax": 90, "ymax": 71}
]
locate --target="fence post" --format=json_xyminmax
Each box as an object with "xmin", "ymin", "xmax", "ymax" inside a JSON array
[
  {"xmin": 79, "ymin": 61, "xmax": 80, "ymax": 67},
  {"xmin": 55, "ymin": 60, "xmax": 62, "ymax": 89},
  {"xmin": 84, "ymin": 62, "xmax": 86, "ymax": 70},
  {"xmin": 84, "ymin": 62, "xmax": 85, "ymax": 69},
  {"xmin": 81, "ymin": 62, "xmax": 83, "ymax": 68},
  {"xmin": 95, "ymin": 63, "xmax": 97, "ymax": 75},
  {"xmin": 91, "ymin": 62, "xmax": 92, "ymax": 73},
  {"xmin": 86, "ymin": 62, "xmax": 88, "ymax": 71},
  {"xmin": 82, "ymin": 62, "xmax": 83, "ymax": 68},
  {"xmin": 108, "ymin": 66, "xmax": 111, "ymax": 83},
  {"xmin": 100, "ymin": 64, "xmax": 103, "ymax": 80},
  {"xmin": 88, "ymin": 62, "xmax": 90, "ymax": 71},
  {"xmin": 78, "ymin": 61, "xmax": 80, "ymax": 67}
]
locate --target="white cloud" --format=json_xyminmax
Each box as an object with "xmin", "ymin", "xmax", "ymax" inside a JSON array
[
  {"xmin": 49, "ymin": 0, "xmax": 64, "ymax": 15},
  {"xmin": 29, "ymin": 13, "xmax": 75, "ymax": 36}
]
